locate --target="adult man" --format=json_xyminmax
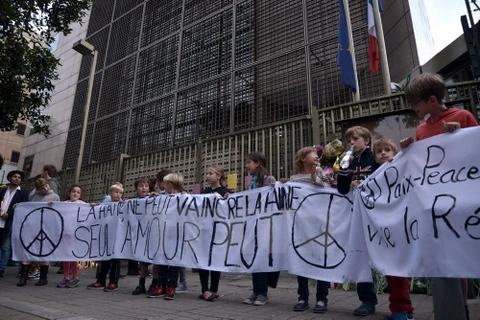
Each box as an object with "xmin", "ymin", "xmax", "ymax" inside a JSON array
[
  {"xmin": 41, "ymin": 164, "xmax": 60, "ymax": 195},
  {"xmin": 0, "ymin": 170, "xmax": 29, "ymax": 278}
]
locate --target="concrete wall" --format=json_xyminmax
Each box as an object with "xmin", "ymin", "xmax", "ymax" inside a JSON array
[{"xmin": 18, "ymin": 10, "xmax": 91, "ymax": 176}]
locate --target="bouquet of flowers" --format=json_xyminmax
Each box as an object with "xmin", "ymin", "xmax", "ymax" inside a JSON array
[{"xmin": 321, "ymin": 139, "xmax": 344, "ymax": 167}]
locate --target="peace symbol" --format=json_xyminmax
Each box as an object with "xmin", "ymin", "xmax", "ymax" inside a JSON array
[
  {"xmin": 20, "ymin": 207, "xmax": 64, "ymax": 257},
  {"xmin": 291, "ymin": 192, "xmax": 350, "ymax": 269}
]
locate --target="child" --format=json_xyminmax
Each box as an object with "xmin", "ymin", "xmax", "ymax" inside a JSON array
[
  {"xmin": 147, "ymin": 169, "xmax": 173, "ymax": 298},
  {"xmin": 87, "ymin": 184, "xmax": 123, "ymax": 292},
  {"xmin": 17, "ymin": 178, "xmax": 60, "ymax": 287},
  {"xmin": 57, "ymin": 185, "xmax": 85, "ymax": 288},
  {"xmin": 289, "ymin": 147, "xmax": 330, "ymax": 314},
  {"xmin": 198, "ymin": 165, "xmax": 230, "ymax": 301},
  {"xmin": 336, "ymin": 126, "xmax": 378, "ymax": 317},
  {"xmin": 101, "ymin": 182, "xmax": 123, "ymax": 203},
  {"xmin": 151, "ymin": 172, "xmax": 184, "ymax": 300},
  {"xmin": 131, "ymin": 178, "xmax": 160, "ymax": 296},
  {"xmin": 243, "ymin": 152, "xmax": 278, "ymax": 307},
  {"xmin": 400, "ymin": 73, "xmax": 478, "ymax": 320},
  {"xmin": 373, "ymin": 140, "xmax": 414, "ymax": 320}
]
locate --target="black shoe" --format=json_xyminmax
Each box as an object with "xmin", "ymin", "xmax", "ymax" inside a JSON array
[
  {"xmin": 35, "ymin": 278, "xmax": 48, "ymax": 286},
  {"xmin": 35, "ymin": 265, "xmax": 49, "ymax": 286},
  {"xmin": 353, "ymin": 302, "xmax": 375, "ymax": 316},
  {"xmin": 313, "ymin": 301, "xmax": 327, "ymax": 313},
  {"xmin": 293, "ymin": 300, "xmax": 309, "ymax": 311},
  {"xmin": 132, "ymin": 284, "xmax": 146, "ymax": 295},
  {"xmin": 0, "ymin": 270, "xmax": 4, "ymax": 278},
  {"xmin": 17, "ymin": 264, "xmax": 29, "ymax": 287}
]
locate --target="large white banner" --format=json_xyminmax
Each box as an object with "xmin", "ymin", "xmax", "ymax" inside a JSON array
[
  {"xmin": 12, "ymin": 184, "xmax": 370, "ymax": 283},
  {"xmin": 356, "ymin": 126, "xmax": 480, "ymax": 278},
  {"xmin": 12, "ymin": 127, "xmax": 480, "ymax": 282}
]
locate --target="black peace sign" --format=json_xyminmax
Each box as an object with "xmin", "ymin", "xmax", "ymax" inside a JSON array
[
  {"xmin": 20, "ymin": 207, "xmax": 64, "ymax": 257},
  {"xmin": 291, "ymin": 192, "xmax": 351, "ymax": 269}
]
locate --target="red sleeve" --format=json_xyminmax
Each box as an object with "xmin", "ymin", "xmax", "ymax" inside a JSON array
[{"xmin": 462, "ymin": 111, "xmax": 479, "ymax": 128}]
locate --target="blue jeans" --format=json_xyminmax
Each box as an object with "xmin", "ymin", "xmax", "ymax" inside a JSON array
[{"xmin": 0, "ymin": 229, "xmax": 12, "ymax": 271}]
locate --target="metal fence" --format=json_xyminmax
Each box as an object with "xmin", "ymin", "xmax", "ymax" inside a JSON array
[
  {"xmin": 27, "ymin": 80, "xmax": 479, "ymax": 202},
  {"xmin": 63, "ymin": 0, "xmax": 385, "ymax": 170}
]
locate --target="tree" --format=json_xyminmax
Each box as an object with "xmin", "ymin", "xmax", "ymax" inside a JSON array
[{"xmin": 0, "ymin": 0, "xmax": 92, "ymax": 137}]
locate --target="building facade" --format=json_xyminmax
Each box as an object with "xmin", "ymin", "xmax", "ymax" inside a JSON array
[
  {"xmin": 0, "ymin": 122, "xmax": 25, "ymax": 167},
  {"xmin": 18, "ymin": 12, "xmax": 91, "ymax": 176},
  {"xmin": 19, "ymin": 0, "xmax": 420, "ymax": 175}
]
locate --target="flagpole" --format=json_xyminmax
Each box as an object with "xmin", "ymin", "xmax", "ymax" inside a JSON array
[
  {"xmin": 342, "ymin": 0, "xmax": 360, "ymax": 101},
  {"xmin": 372, "ymin": 0, "xmax": 391, "ymax": 95}
]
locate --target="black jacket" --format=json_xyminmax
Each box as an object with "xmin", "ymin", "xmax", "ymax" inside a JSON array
[
  {"xmin": 337, "ymin": 148, "xmax": 379, "ymax": 195},
  {"xmin": 0, "ymin": 186, "xmax": 29, "ymax": 232},
  {"xmin": 201, "ymin": 187, "xmax": 230, "ymax": 197}
]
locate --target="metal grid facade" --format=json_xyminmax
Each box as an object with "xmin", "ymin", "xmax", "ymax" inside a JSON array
[
  {"xmin": 46, "ymin": 80, "xmax": 480, "ymax": 201},
  {"xmin": 64, "ymin": 0, "xmax": 384, "ymax": 169}
]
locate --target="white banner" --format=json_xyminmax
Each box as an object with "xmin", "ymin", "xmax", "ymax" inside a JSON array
[
  {"xmin": 356, "ymin": 126, "xmax": 480, "ymax": 278},
  {"xmin": 12, "ymin": 127, "xmax": 480, "ymax": 282},
  {"xmin": 12, "ymin": 184, "xmax": 370, "ymax": 283}
]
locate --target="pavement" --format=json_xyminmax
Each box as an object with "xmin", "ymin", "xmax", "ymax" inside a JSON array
[{"xmin": 0, "ymin": 265, "xmax": 478, "ymax": 320}]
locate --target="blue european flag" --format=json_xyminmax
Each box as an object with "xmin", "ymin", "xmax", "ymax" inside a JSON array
[{"xmin": 337, "ymin": 0, "xmax": 357, "ymax": 93}]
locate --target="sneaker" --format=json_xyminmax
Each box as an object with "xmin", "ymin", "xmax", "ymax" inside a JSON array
[
  {"xmin": 176, "ymin": 281, "xmax": 188, "ymax": 293},
  {"xmin": 354, "ymin": 302, "xmax": 376, "ymax": 316},
  {"xmin": 132, "ymin": 284, "xmax": 147, "ymax": 295},
  {"xmin": 382, "ymin": 312, "xmax": 413, "ymax": 320},
  {"xmin": 243, "ymin": 294, "xmax": 257, "ymax": 305},
  {"xmin": 293, "ymin": 300, "xmax": 309, "ymax": 311},
  {"xmin": 146, "ymin": 284, "xmax": 154, "ymax": 296},
  {"xmin": 86, "ymin": 282, "xmax": 104, "ymax": 290},
  {"xmin": 164, "ymin": 286, "xmax": 175, "ymax": 300},
  {"xmin": 57, "ymin": 278, "xmax": 69, "ymax": 288},
  {"xmin": 104, "ymin": 282, "xmax": 118, "ymax": 292},
  {"xmin": 28, "ymin": 271, "xmax": 40, "ymax": 279},
  {"xmin": 313, "ymin": 301, "xmax": 327, "ymax": 314},
  {"xmin": 66, "ymin": 278, "xmax": 80, "ymax": 288},
  {"xmin": 148, "ymin": 286, "xmax": 165, "ymax": 298},
  {"xmin": 253, "ymin": 295, "xmax": 269, "ymax": 306}
]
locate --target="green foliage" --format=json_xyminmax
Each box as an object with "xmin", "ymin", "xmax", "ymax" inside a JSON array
[{"xmin": 0, "ymin": 0, "xmax": 92, "ymax": 136}]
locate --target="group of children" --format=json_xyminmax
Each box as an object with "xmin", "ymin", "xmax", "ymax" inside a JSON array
[
  {"xmin": 14, "ymin": 73, "xmax": 475, "ymax": 320},
  {"xmin": 241, "ymin": 73, "xmax": 475, "ymax": 320}
]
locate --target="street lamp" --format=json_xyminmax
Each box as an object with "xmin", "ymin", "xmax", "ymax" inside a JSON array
[{"xmin": 72, "ymin": 39, "xmax": 98, "ymax": 184}]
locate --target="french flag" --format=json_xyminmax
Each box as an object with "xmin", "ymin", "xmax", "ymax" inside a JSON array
[{"xmin": 367, "ymin": 0, "xmax": 383, "ymax": 73}]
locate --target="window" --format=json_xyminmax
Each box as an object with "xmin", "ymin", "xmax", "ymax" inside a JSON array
[
  {"xmin": 16, "ymin": 123, "xmax": 26, "ymax": 136},
  {"xmin": 23, "ymin": 154, "xmax": 34, "ymax": 174},
  {"xmin": 10, "ymin": 151, "xmax": 20, "ymax": 164},
  {"xmin": 338, "ymin": 110, "xmax": 422, "ymax": 148}
]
